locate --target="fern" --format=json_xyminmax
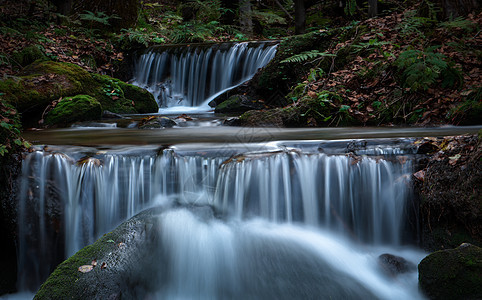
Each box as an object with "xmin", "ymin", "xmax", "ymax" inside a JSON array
[
  {"xmin": 395, "ymin": 46, "xmax": 450, "ymax": 91},
  {"xmin": 439, "ymin": 16, "xmax": 476, "ymax": 32},
  {"xmin": 281, "ymin": 50, "xmax": 335, "ymax": 63},
  {"xmin": 79, "ymin": 11, "xmax": 120, "ymax": 26}
]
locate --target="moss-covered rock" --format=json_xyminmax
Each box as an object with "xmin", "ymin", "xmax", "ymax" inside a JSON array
[
  {"xmin": 35, "ymin": 207, "xmax": 164, "ymax": 300},
  {"xmin": 418, "ymin": 243, "xmax": 482, "ymax": 300},
  {"xmin": 0, "ymin": 61, "xmax": 157, "ymax": 127},
  {"xmin": 11, "ymin": 45, "xmax": 48, "ymax": 67},
  {"xmin": 92, "ymin": 74, "xmax": 158, "ymax": 114},
  {"xmin": 215, "ymin": 94, "xmax": 264, "ymax": 114},
  {"xmin": 44, "ymin": 95, "xmax": 102, "ymax": 126}
]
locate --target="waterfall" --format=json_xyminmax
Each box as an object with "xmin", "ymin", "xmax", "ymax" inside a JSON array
[
  {"xmin": 131, "ymin": 42, "xmax": 277, "ymax": 110},
  {"xmin": 16, "ymin": 141, "xmax": 417, "ymax": 292}
]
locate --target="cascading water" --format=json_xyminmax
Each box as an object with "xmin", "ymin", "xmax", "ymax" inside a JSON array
[
  {"xmin": 131, "ymin": 42, "xmax": 277, "ymax": 112},
  {"xmin": 15, "ymin": 140, "xmax": 424, "ymax": 298}
]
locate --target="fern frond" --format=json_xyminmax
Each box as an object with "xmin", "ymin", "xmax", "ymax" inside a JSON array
[{"xmin": 281, "ymin": 50, "xmax": 335, "ymax": 64}]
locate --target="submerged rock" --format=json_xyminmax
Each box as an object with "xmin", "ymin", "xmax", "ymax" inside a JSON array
[
  {"xmin": 418, "ymin": 243, "xmax": 482, "ymax": 300},
  {"xmin": 378, "ymin": 253, "xmax": 416, "ymax": 277}
]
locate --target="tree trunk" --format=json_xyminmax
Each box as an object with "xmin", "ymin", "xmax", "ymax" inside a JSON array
[
  {"xmin": 239, "ymin": 0, "xmax": 253, "ymax": 34},
  {"xmin": 294, "ymin": 0, "xmax": 306, "ymax": 35},
  {"xmin": 368, "ymin": 0, "xmax": 377, "ymax": 17}
]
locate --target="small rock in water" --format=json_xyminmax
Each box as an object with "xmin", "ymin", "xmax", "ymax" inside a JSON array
[
  {"xmin": 378, "ymin": 253, "xmax": 416, "ymax": 277},
  {"xmin": 102, "ymin": 110, "xmax": 126, "ymax": 119}
]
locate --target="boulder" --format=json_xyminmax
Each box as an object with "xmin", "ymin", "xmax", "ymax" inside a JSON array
[
  {"xmin": 215, "ymin": 94, "xmax": 264, "ymax": 114},
  {"xmin": 0, "ymin": 61, "xmax": 157, "ymax": 127},
  {"xmin": 378, "ymin": 253, "xmax": 416, "ymax": 277},
  {"xmin": 138, "ymin": 116, "xmax": 177, "ymax": 129},
  {"xmin": 44, "ymin": 95, "xmax": 102, "ymax": 126},
  {"xmin": 418, "ymin": 243, "xmax": 482, "ymax": 300}
]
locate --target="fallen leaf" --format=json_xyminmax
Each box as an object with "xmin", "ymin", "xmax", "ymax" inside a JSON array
[
  {"xmin": 91, "ymin": 259, "xmax": 97, "ymax": 267},
  {"xmin": 101, "ymin": 262, "xmax": 107, "ymax": 270},
  {"xmin": 413, "ymin": 170, "xmax": 425, "ymax": 181},
  {"xmin": 78, "ymin": 265, "xmax": 94, "ymax": 273}
]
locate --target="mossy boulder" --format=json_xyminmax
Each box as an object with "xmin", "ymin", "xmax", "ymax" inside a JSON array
[
  {"xmin": 0, "ymin": 61, "xmax": 157, "ymax": 127},
  {"xmin": 44, "ymin": 95, "xmax": 102, "ymax": 126},
  {"xmin": 35, "ymin": 207, "xmax": 165, "ymax": 300},
  {"xmin": 92, "ymin": 74, "xmax": 158, "ymax": 114},
  {"xmin": 418, "ymin": 243, "xmax": 482, "ymax": 300},
  {"xmin": 0, "ymin": 61, "xmax": 95, "ymax": 116},
  {"xmin": 11, "ymin": 45, "xmax": 48, "ymax": 67}
]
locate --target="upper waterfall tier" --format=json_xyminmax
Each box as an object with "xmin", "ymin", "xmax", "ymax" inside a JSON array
[{"xmin": 131, "ymin": 42, "xmax": 277, "ymax": 109}]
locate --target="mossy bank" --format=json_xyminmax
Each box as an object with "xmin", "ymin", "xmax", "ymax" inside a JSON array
[{"xmin": 0, "ymin": 61, "xmax": 157, "ymax": 127}]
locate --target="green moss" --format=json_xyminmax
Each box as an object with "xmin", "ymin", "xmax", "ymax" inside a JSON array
[
  {"xmin": 44, "ymin": 95, "xmax": 102, "ymax": 126},
  {"xmin": 92, "ymin": 74, "xmax": 157, "ymax": 114},
  {"xmin": 34, "ymin": 232, "xmax": 120, "ymax": 299},
  {"xmin": 11, "ymin": 45, "xmax": 47, "ymax": 67},
  {"xmin": 419, "ymin": 244, "xmax": 482, "ymax": 300}
]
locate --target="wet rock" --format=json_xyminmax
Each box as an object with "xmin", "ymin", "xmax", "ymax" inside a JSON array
[
  {"xmin": 138, "ymin": 116, "xmax": 176, "ymax": 129},
  {"xmin": 34, "ymin": 207, "xmax": 166, "ymax": 300},
  {"xmin": 378, "ymin": 253, "xmax": 416, "ymax": 277},
  {"xmin": 102, "ymin": 110, "xmax": 126, "ymax": 119},
  {"xmin": 223, "ymin": 117, "xmax": 242, "ymax": 126},
  {"xmin": 215, "ymin": 94, "xmax": 264, "ymax": 113},
  {"xmin": 418, "ymin": 243, "xmax": 482, "ymax": 300}
]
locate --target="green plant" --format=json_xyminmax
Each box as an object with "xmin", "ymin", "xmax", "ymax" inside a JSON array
[
  {"xmin": 353, "ymin": 38, "xmax": 392, "ymax": 53},
  {"xmin": 118, "ymin": 28, "xmax": 166, "ymax": 47},
  {"xmin": 395, "ymin": 46, "xmax": 453, "ymax": 91},
  {"xmin": 396, "ymin": 10, "xmax": 435, "ymax": 41},
  {"xmin": 102, "ymin": 79, "xmax": 124, "ymax": 99},
  {"xmin": 439, "ymin": 16, "xmax": 476, "ymax": 33},
  {"xmin": 344, "ymin": 0, "xmax": 357, "ymax": 16},
  {"xmin": 280, "ymin": 50, "xmax": 335, "ymax": 63},
  {"xmin": 79, "ymin": 10, "xmax": 119, "ymax": 26}
]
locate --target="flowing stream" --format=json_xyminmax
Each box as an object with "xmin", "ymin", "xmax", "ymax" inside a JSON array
[
  {"xmin": 10, "ymin": 42, "xmax": 482, "ymax": 299},
  {"xmin": 131, "ymin": 42, "xmax": 277, "ymax": 113},
  {"xmin": 16, "ymin": 139, "xmax": 426, "ymax": 298}
]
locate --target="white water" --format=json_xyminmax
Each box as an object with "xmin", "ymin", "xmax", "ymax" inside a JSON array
[
  {"xmin": 131, "ymin": 42, "xmax": 277, "ymax": 110},
  {"xmin": 16, "ymin": 140, "xmax": 425, "ymax": 298},
  {"xmin": 156, "ymin": 208, "xmax": 424, "ymax": 299}
]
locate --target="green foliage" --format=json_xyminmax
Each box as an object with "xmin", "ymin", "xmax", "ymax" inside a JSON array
[
  {"xmin": 344, "ymin": 0, "xmax": 357, "ymax": 16},
  {"xmin": 0, "ymin": 100, "xmax": 29, "ymax": 156},
  {"xmin": 439, "ymin": 17, "xmax": 476, "ymax": 33},
  {"xmin": 101, "ymin": 79, "xmax": 124, "ymax": 99},
  {"xmin": 169, "ymin": 21, "xmax": 238, "ymax": 43},
  {"xmin": 118, "ymin": 28, "xmax": 166, "ymax": 47},
  {"xmin": 396, "ymin": 10, "xmax": 435, "ymax": 40},
  {"xmin": 395, "ymin": 46, "xmax": 452, "ymax": 91},
  {"xmin": 353, "ymin": 38, "xmax": 392, "ymax": 53},
  {"xmin": 280, "ymin": 50, "xmax": 335, "ymax": 63},
  {"xmin": 79, "ymin": 11, "xmax": 120, "ymax": 27}
]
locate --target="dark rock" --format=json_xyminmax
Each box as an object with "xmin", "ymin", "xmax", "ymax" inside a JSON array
[
  {"xmin": 223, "ymin": 117, "xmax": 242, "ymax": 126},
  {"xmin": 378, "ymin": 253, "xmax": 416, "ymax": 277},
  {"xmin": 138, "ymin": 116, "xmax": 176, "ymax": 129},
  {"xmin": 34, "ymin": 207, "xmax": 166, "ymax": 300},
  {"xmin": 102, "ymin": 110, "xmax": 126, "ymax": 119},
  {"xmin": 418, "ymin": 243, "xmax": 482, "ymax": 300},
  {"xmin": 215, "ymin": 94, "xmax": 264, "ymax": 114}
]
